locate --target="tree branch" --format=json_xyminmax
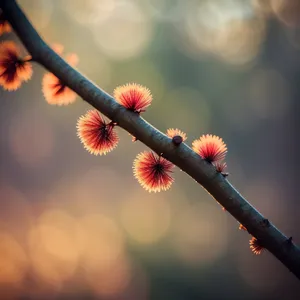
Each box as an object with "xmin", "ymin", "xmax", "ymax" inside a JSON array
[{"xmin": 1, "ymin": 0, "xmax": 300, "ymax": 279}]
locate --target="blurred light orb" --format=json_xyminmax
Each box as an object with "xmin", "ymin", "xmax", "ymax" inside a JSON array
[
  {"xmin": 212, "ymin": 18, "xmax": 265, "ymax": 66},
  {"xmin": 176, "ymin": 0, "xmax": 265, "ymax": 66},
  {"xmin": 79, "ymin": 214, "xmax": 129, "ymax": 296},
  {"xmin": 61, "ymin": 0, "xmax": 116, "ymax": 25},
  {"xmin": 271, "ymin": 0, "xmax": 300, "ymax": 27},
  {"xmin": 0, "ymin": 232, "xmax": 28, "ymax": 285},
  {"xmin": 37, "ymin": 210, "xmax": 81, "ymax": 262},
  {"xmin": 79, "ymin": 214, "xmax": 125, "ymax": 271},
  {"xmin": 92, "ymin": 0, "xmax": 153, "ymax": 60},
  {"xmin": 0, "ymin": 185, "xmax": 33, "ymax": 239},
  {"xmin": 28, "ymin": 210, "xmax": 80, "ymax": 285},
  {"xmin": 19, "ymin": 0, "xmax": 53, "ymax": 29},
  {"xmin": 9, "ymin": 110, "xmax": 55, "ymax": 168},
  {"xmin": 252, "ymin": 0, "xmax": 273, "ymax": 16},
  {"xmin": 85, "ymin": 255, "xmax": 132, "ymax": 297},
  {"xmin": 172, "ymin": 203, "xmax": 228, "ymax": 266},
  {"xmin": 120, "ymin": 194, "xmax": 171, "ymax": 245},
  {"xmin": 140, "ymin": 0, "xmax": 178, "ymax": 22}
]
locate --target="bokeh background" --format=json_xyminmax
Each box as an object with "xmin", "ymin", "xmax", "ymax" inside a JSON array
[{"xmin": 0, "ymin": 0, "xmax": 299, "ymax": 299}]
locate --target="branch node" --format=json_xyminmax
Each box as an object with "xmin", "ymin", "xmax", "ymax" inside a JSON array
[
  {"xmin": 172, "ymin": 135, "xmax": 183, "ymax": 146},
  {"xmin": 132, "ymin": 136, "xmax": 138, "ymax": 142},
  {"xmin": 261, "ymin": 218, "xmax": 270, "ymax": 228},
  {"xmin": 108, "ymin": 121, "xmax": 118, "ymax": 127}
]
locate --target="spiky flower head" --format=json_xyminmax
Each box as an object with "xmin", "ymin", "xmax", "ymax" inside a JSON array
[
  {"xmin": 133, "ymin": 151, "xmax": 174, "ymax": 193},
  {"xmin": 214, "ymin": 161, "xmax": 227, "ymax": 172},
  {"xmin": 0, "ymin": 41, "xmax": 32, "ymax": 91},
  {"xmin": 77, "ymin": 110, "xmax": 119, "ymax": 155},
  {"xmin": 192, "ymin": 134, "xmax": 227, "ymax": 163},
  {"xmin": 114, "ymin": 83, "xmax": 152, "ymax": 113},
  {"xmin": 42, "ymin": 48, "xmax": 78, "ymax": 105},
  {"xmin": 249, "ymin": 237, "xmax": 264, "ymax": 255}
]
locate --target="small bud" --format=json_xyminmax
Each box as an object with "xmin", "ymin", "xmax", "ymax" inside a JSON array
[
  {"xmin": 172, "ymin": 135, "xmax": 183, "ymax": 146},
  {"xmin": 166, "ymin": 128, "xmax": 187, "ymax": 144},
  {"xmin": 239, "ymin": 224, "xmax": 247, "ymax": 231},
  {"xmin": 261, "ymin": 218, "xmax": 270, "ymax": 228},
  {"xmin": 131, "ymin": 135, "xmax": 138, "ymax": 142},
  {"xmin": 250, "ymin": 237, "xmax": 264, "ymax": 255}
]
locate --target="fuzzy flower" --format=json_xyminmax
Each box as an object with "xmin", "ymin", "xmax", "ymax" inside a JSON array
[
  {"xmin": 52, "ymin": 43, "xmax": 64, "ymax": 55},
  {"xmin": 249, "ymin": 237, "xmax": 264, "ymax": 255},
  {"xmin": 214, "ymin": 161, "xmax": 228, "ymax": 176},
  {"xmin": 42, "ymin": 52, "xmax": 78, "ymax": 106},
  {"xmin": 77, "ymin": 110, "xmax": 119, "ymax": 155},
  {"xmin": 131, "ymin": 135, "xmax": 138, "ymax": 142},
  {"xmin": 239, "ymin": 224, "xmax": 247, "ymax": 231},
  {"xmin": 114, "ymin": 83, "xmax": 152, "ymax": 113},
  {"xmin": 166, "ymin": 128, "xmax": 187, "ymax": 145},
  {"xmin": 192, "ymin": 134, "xmax": 227, "ymax": 163},
  {"xmin": 214, "ymin": 161, "xmax": 227, "ymax": 172},
  {"xmin": 133, "ymin": 151, "xmax": 174, "ymax": 193},
  {"xmin": 42, "ymin": 73, "xmax": 76, "ymax": 105},
  {"xmin": 0, "ymin": 41, "xmax": 32, "ymax": 91},
  {"xmin": 0, "ymin": 10, "xmax": 11, "ymax": 35}
]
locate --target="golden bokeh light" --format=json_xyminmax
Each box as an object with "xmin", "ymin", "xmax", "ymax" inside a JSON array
[
  {"xmin": 91, "ymin": 1, "xmax": 153, "ymax": 60},
  {"xmin": 120, "ymin": 193, "xmax": 171, "ymax": 245},
  {"xmin": 0, "ymin": 232, "xmax": 28, "ymax": 285},
  {"xmin": 45, "ymin": 165, "xmax": 130, "ymax": 217},
  {"xmin": 85, "ymin": 254, "xmax": 132, "ymax": 297},
  {"xmin": 37, "ymin": 210, "xmax": 82, "ymax": 261},
  {"xmin": 0, "ymin": 184, "xmax": 33, "ymax": 240},
  {"xmin": 171, "ymin": 202, "xmax": 228, "ymax": 266},
  {"xmin": 61, "ymin": 0, "xmax": 116, "ymax": 25},
  {"xmin": 19, "ymin": 0, "xmax": 53, "ymax": 30},
  {"xmin": 78, "ymin": 214, "xmax": 130, "ymax": 296},
  {"xmin": 79, "ymin": 214, "xmax": 125, "ymax": 270},
  {"xmin": 0, "ymin": 0, "xmax": 297, "ymax": 297},
  {"xmin": 176, "ymin": 0, "xmax": 265, "ymax": 66},
  {"xmin": 28, "ymin": 210, "xmax": 80, "ymax": 286},
  {"xmin": 252, "ymin": 0, "xmax": 273, "ymax": 16}
]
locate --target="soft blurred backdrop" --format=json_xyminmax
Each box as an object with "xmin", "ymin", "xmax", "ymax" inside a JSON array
[{"xmin": 0, "ymin": 0, "xmax": 299, "ymax": 299}]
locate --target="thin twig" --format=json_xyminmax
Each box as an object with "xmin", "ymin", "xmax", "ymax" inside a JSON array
[{"xmin": 1, "ymin": 0, "xmax": 300, "ymax": 279}]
